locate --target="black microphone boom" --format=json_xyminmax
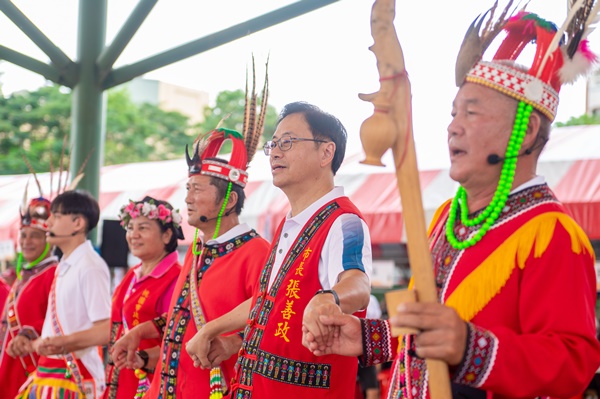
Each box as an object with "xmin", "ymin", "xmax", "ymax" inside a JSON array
[
  {"xmin": 487, "ymin": 154, "xmax": 504, "ymax": 165},
  {"xmin": 199, "ymin": 208, "xmax": 235, "ymax": 223},
  {"xmin": 48, "ymin": 231, "xmax": 80, "ymax": 237}
]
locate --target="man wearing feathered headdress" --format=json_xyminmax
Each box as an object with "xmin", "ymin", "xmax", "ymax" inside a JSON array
[
  {"xmin": 110, "ymin": 68, "xmax": 271, "ymax": 399},
  {"xmin": 303, "ymin": 2, "xmax": 600, "ymax": 398},
  {"xmin": 0, "ymin": 196, "xmax": 58, "ymax": 399}
]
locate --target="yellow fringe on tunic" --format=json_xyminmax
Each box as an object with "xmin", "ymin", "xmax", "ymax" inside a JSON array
[{"xmin": 445, "ymin": 212, "xmax": 593, "ymax": 322}]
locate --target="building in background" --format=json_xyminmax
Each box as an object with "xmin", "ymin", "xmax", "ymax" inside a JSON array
[
  {"xmin": 587, "ymin": 71, "xmax": 600, "ymax": 115},
  {"xmin": 124, "ymin": 77, "xmax": 209, "ymax": 124}
]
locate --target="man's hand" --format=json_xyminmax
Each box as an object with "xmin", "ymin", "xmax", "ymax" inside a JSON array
[
  {"xmin": 7, "ymin": 335, "xmax": 33, "ymax": 357},
  {"xmin": 392, "ymin": 302, "xmax": 467, "ymax": 365},
  {"xmin": 35, "ymin": 336, "xmax": 67, "ymax": 356},
  {"xmin": 185, "ymin": 326, "xmax": 216, "ymax": 369},
  {"xmin": 302, "ymin": 293, "xmax": 343, "ymax": 353},
  {"xmin": 111, "ymin": 328, "xmax": 142, "ymax": 370},
  {"xmin": 188, "ymin": 334, "xmax": 242, "ymax": 369},
  {"xmin": 303, "ymin": 313, "xmax": 363, "ymax": 357}
]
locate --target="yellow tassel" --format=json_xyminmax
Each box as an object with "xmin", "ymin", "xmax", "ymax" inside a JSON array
[{"xmin": 446, "ymin": 212, "xmax": 593, "ymax": 321}]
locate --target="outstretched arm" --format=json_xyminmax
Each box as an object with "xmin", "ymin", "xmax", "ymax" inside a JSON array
[
  {"xmin": 302, "ymin": 269, "xmax": 370, "ymax": 352},
  {"xmin": 35, "ymin": 319, "xmax": 110, "ymax": 356}
]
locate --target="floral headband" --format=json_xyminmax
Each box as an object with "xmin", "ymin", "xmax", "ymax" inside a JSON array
[{"xmin": 119, "ymin": 198, "xmax": 184, "ymax": 237}]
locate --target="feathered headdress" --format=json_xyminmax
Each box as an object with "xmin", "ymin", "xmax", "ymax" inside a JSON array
[
  {"xmin": 185, "ymin": 58, "xmax": 269, "ymax": 188},
  {"xmin": 20, "ymin": 134, "xmax": 90, "ymax": 229},
  {"xmin": 456, "ymin": 0, "xmax": 600, "ymax": 121}
]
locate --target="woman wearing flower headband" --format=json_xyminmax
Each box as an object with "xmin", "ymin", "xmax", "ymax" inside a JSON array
[
  {"xmin": 0, "ymin": 197, "xmax": 58, "ymax": 399},
  {"xmin": 102, "ymin": 196, "xmax": 184, "ymax": 399}
]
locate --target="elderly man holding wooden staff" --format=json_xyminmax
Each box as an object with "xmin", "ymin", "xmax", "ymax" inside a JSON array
[{"xmin": 304, "ymin": 1, "xmax": 600, "ymax": 398}]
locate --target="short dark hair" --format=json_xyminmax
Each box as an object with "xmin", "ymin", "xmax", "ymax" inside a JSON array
[
  {"xmin": 277, "ymin": 102, "xmax": 347, "ymax": 174},
  {"xmin": 51, "ymin": 190, "xmax": 100, "ymax": 233},
  {"xmin": 209, "ymin": 175, "xmax": 246, "ymax": 216}
]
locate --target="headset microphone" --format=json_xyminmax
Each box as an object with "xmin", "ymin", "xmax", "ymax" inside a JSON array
[
  {"xmin": 487, "ymin": 148, "xmax": 533, "ymax": 165},
  {"xmin": 48, "ymin": 231, "xmax": 80, "ymax": 238},
  {"xmin": 199, "ymin": 208, "xmax": 235, "ymax": 223}
]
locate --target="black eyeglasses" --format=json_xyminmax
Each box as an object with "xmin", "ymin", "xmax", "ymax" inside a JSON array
[{"xmin": 263, "ymin": 137, "xmax": 328, "ymax": 155}]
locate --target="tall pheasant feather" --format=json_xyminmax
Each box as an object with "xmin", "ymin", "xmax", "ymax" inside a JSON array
[
  {"xmin": 21, "ymin": 154, "xmax": 43, "ymax": 197},
  {"xmin": 243, "ymin": 56, "xmax": 269, "ymax": 165}
]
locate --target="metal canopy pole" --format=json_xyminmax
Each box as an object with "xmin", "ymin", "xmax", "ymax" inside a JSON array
[
  {"xmin": 102, "ymin": 0, "xmax": 340, "ymax": 89},
  {"xmin": 97, "ymin": 0, "xmax": 159, "ymax": 81},
  {"xmin": 0, "ymin": 44, "xmax": 63, "ymax": 84},
  {"xmin": 69, "ymin": 0, "xmax": 107, "ymax": 243},
  {"xmin": 0, "ymin": 0, "xmax": 77, "ymax": 86}
]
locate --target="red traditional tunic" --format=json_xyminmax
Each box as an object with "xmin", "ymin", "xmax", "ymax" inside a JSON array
[
  {"xmin": 231, "ymin": 197, "xmax": 366, "ymax": 399},
  {"xmin": 144, "ymin": 229, "xmax": 269, "ymax": 399},
  {"xmin": 360, "ymin": 184, "xmax": 600, "ymax": 399},
  {"xmin": 0, "ymin": 257, "xmax": 57, "ymax": 399},
  {"xmin": 103, "ymin": 251, "xmax": 181, "ymax": 399},
  {"xmin": 0, "ymin": 279, "xmax": 9, "ymax": 310}
]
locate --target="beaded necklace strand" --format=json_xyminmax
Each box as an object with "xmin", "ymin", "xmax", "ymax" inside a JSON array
[
  {"xmin": 445, "ymin": 101, "xmax": 533, "ymax": 250},
  {"xmin": 16, "ymin": 242, "xmax": 50, "ymax": 280},
  {"xmin": 192, "ymin": 181, "xmax": 233, "ymax": 254}
]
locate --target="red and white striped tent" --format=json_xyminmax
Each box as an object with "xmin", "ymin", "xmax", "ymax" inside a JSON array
[{"xmin": 1, "ymin": 125, "xmax": 599, "ymax": 248}]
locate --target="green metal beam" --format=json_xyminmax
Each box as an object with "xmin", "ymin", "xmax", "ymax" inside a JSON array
[
  {"xmin": 97, "ymin": 0, "xmax": 159, "ymax": 81},
  {"xmin": 69, "ymin": 0, "xmax": 107, "ymax": 243},
  {"xmin": 102, "ymin": 0, "xmax": 340, "ymax": 89},
  {"xmin": 0, "ymin": 0, "xmax": 78, "ymax": 86},
  {"xmin": 0, "ymin": 45, "xmax": 66, "ymax": 86}
]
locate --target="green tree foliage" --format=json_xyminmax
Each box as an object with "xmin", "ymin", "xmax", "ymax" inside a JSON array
[
  {"xmin": 555, "ymin": 113, "xmax": 600, "ymax": 127},
  {"xmin": 198, "ymin": 89, "xmax": 278, "ymax": 148},
  {"xmin": 0, "ymin": 84, "xmax": 278, "ymax": 175},
  {"xmin": 0, "ymin": 85, "xmax": 198, "ymax": 174}
]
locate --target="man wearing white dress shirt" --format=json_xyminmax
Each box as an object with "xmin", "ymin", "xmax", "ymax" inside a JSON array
[
  {"xmin": 17, "ymin": 190, "xmax": 111, "ymax": 399},
  {"xmin": 187, "ymin": 101, "xmax": 372, "ymax": 399}
]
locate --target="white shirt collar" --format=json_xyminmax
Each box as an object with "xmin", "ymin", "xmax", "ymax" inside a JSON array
[
  {"xmin": 511, "ymin": 175, "xmax": 546, "ymax": 194},
  {"xmin": 284, "ymin": 186, "xmax": 345, "ymax": 228},
  {"xmin": 60, "ymin": 240, "xmax": 94, "ymax": 268}
]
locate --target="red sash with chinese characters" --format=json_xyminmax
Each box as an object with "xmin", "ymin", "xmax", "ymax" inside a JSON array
[
  {"xmin": 231, "ymin": 197, "xmax": 366, "ymax": 399},
  {"xmin": 104, "ymin": 261, "xmax": 180, "ymax": 399}
]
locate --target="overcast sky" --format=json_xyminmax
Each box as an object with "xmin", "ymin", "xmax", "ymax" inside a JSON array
[{"xmin": 0, "ymin": 0, "xmax": 596, "ymax": 169}]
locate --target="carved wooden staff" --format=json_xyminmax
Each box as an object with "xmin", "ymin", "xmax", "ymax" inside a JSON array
[{"xmin": 358, "ymin": 0, "xmax": 451, "ymax": 397}]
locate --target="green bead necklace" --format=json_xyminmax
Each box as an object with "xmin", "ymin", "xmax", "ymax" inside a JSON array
[
  {"xmin": 445, "ymin": 101, "xmax": 533, "ymax": 250},
  {"xmin": 15, "ymin": 242, "xmax": 51, "ymax": 280},
  {"xmin": 192, "ymin": 181, "xmax": 233, "ymax": 256}
]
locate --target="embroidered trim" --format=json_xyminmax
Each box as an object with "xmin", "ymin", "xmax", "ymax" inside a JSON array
[
  {"xmin": 359, "ymin": 319, "xmax": 393, "ymax": 367},
  {"xmin": 157, "ymin": 230, "xmax": 259, "ymax": 399},
  {"xmin": 17, "ymin": 327, "xmax": 39, "ymax": 341},
  {"xmin": 152, "ymin": 315, "xmax": 167, "ymax": 336},
  {"xmin": 252, "ymin": 349, "xmax": 331, "ymax": 389},
  {"xmin": 453, "ymin": 323, "xmax": 498, "ymax": 387},
  {"xmin": 49, "ymin": 270, "xmax": 87, "ymax": 398},
  {"xmin": 105, "ymin": 322, "xmax": 122, "ymax": 399},
  {"xmin": 233, "ymin": 203, "xmax": 340, "ymax": 399}
]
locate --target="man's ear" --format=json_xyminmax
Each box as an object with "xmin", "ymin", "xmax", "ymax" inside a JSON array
[
  {"xmin": 320, "ymin": 141, "xmax": 336, "ymax": 168},
  {"xmin": 523, "ymin": 111, "xmax": 542, "ymax": 150},
  {"xmin": 225, "ymin": 190, "xmax": 239, "ymax": 215},
  {"xmin": 73, "ymin": 214, "xmax": 87, "ymax": 234}
]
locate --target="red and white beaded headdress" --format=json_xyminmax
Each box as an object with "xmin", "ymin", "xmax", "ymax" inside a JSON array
[{"xmin": 456, "ymin": 0, "xmax": 600, "ymax": 121}]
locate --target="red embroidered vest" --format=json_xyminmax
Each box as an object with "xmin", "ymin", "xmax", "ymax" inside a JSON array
[
  {"xmin": 104, "ymin": 261, "xmax": 180, "ymax": 399},
  {"xmin": 231, "ymin": 197, "xmax": 366, "ymax": 398}
]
